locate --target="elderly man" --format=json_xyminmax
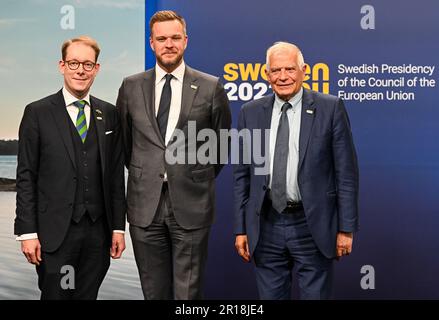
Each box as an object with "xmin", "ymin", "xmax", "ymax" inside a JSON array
[{"xmin": 234, "ymin": 42, "xmax": 359, "ymax": 299}]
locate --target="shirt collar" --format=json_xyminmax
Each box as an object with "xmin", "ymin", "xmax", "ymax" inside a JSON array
[
  {"xmin": 62, "ymin": 87, "xmax": 91, "ymax": 107},
  {"xmin": 155, "ymin": 61, "xmax": 186, "ymax": 85},
  {"xmin": 274, "ymin": 87, "xmax": 303, "ymax": 113}
]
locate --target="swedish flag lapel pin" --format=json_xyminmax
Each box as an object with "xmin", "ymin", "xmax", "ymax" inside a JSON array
[{"xmin": 95, "ymin": 109, "xmax": 103, "ymax": 120}]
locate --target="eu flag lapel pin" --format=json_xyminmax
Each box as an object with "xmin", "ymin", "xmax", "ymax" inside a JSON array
[{"xmin": 306, "ymin": 109, "xmax": 314, "ymax": 115}]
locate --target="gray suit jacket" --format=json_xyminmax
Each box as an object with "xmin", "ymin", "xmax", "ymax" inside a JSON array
[{"xmin": 117, "ymin": 65, "xmax": 231, "ymax": 229}]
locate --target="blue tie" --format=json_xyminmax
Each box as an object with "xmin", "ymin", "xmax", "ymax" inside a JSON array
[
  {"xmin": 271, "ymin": 102, "xmax": 292, "ymax": 213},
  {"xmin": 73, "ymin": 100, "xmax": 87, "ymax": 143}
]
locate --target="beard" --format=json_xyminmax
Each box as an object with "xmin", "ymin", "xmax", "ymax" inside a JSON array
[{"xmin": 155, "ymin": 51, "xmax": 184, "ymax": 72}]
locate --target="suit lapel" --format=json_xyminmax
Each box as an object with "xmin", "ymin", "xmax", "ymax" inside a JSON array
[
  {"xmin": 175, "ymin": 66, "xmax": 198, "ymax": 131},
  {"xmin": 298, "ymin": 89, "xmax": 316, "ymax": 170},
  {"xmin": 142, "ymin": 69, "xmax": 165, "ymax": 148},
  {"xmin": 259, "ymin": 94, "xmax": 275, "ymax": 151},
  {"xmin": 259, "ymin": 95, "xmax": 275, "ymax": 185},
  {"xmin": 90, "ymin": 96, "xmax": 106, "ymax": 175},
  {"xmin": 49, "ymin": 90, "xmax": 76, "ymax": 169}
]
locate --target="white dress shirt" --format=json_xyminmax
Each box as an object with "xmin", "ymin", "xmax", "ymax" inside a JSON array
[
  {"xmin": 154, "ymin": 61, "xmax": 185, "ymax": 181},
  {"xmin": 63, "ymin": 87, "xmax": 91, "ymax": 128},
  {"xmin": 154, "ymin": 61, "xmax": 185, "ymax": 145},
  {"xmin": 268, "ymin": 88, "xmax": 303, "ymax": 202}
]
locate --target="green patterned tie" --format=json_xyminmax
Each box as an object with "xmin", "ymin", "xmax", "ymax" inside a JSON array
[{"xmin": 73, "ymin": 100, "xmax": 87, "ymax": 143}]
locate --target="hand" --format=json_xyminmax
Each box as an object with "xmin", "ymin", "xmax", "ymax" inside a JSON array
[
  {"xmin": 235, "ymin": 235, "xmax": 251, "ymax": 262},
  {"xmin": 110, "ymin": 232, "xmax": 126, "ymax": 259},
  {"xmin": 336, "ymin": 232, "xmax": 353, "ymax": 259},
  {"xmin": 21, "ymin": 239, "xmax": 42, "ymax": 266}
]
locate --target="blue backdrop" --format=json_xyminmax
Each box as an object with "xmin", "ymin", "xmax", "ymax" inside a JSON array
[{"xmin": 146, "ymin": 0, "xmax": 439, "ymax": 299}]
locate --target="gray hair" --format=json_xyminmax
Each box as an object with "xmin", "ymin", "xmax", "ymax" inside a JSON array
[{"xmin": 266, "ymin": 41, "xmax": 305, "ymax": 69}]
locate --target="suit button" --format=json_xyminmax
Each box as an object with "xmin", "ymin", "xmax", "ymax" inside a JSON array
[
  {"xmin": 159, "ymin": 173, "xmax": 165, "ymax": 179},
  {"xmin": 85, "ymin": 189, "xmax": 89, "ymax": 192},
  {"xmin": 262, "ymin": 185, "xmax": 267, "ymax": 190},
  {"xmin": 85, "ymin": 201, "xmax": 89, "ymax": 204},
  {"xmin": 83, "ymin": 162, "xmax": 88, "ymax": 167},
  {"xmin": 69, "ymin": 203, "xmax": 73, "ymax": 207},
  {"xmin": 84, "ymin": 176, "xmax": 89, "ymax": 180}
]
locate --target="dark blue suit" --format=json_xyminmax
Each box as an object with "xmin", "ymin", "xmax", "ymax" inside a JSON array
[{"xmin": 233, "ymin": 89, "xmax": 359, "ymax": 299}]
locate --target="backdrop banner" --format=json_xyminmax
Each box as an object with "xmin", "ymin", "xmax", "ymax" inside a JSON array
[{"xmin": 146, "ymin": 0, "xmax": 439, "ymax": 299}]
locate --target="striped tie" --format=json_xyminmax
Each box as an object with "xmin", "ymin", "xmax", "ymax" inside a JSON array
[{"xmin": 73, "ymin": 100, "xmax": 87, "ymax": 143}]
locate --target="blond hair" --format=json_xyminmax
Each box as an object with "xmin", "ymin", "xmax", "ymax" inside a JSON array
[
  {"xmin": 61, "ymin": 36, "xmax": 100, "ymax": 62},
  {"xmin": 149, "ymin": 10, "xmax": 186, "ymax": 36}
]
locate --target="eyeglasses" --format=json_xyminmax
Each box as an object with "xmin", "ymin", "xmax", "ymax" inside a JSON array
[
  {"xmin": 64, "ymin": 60, "xmax": 96, "ymax": 71},
  {"xmin": 268, "ymin": 67, "xmax": 298, "ymax": 77}
]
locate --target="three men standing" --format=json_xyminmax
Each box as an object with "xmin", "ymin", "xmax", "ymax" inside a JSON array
[{"xmin": 15, "ymin": 16, "xmax": 357, "ymax": 301}]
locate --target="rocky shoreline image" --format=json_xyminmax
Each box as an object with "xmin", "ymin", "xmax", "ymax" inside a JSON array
[{"xmin": 0, "ymin": 178, "xmax": 16, "ymax": 192}]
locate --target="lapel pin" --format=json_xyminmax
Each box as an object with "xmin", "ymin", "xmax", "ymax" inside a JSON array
[
  {"xmin": 306, "ymin": 109, "xmax": 314, "ymax": 115},
  {"xmin": 96, "ymin": 109, "xmax": 103, "ymax": 114},
  {"xmin": 96, "ymin": 116, "xmax": 103, "ymax": 121},
  {"xmin": 191, "ymin": 84, "xmax": 198, "ymax": 90}
]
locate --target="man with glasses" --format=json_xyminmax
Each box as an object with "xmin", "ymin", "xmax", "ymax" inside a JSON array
[{"xmin": 15, "ymin": 36, "xmax": 126, "ymax": 299}]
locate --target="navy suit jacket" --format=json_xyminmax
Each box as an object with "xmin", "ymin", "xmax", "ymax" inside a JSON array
[{"xmin": 233, "ymin": 89, "xmax": 359, "ymax": 258}]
